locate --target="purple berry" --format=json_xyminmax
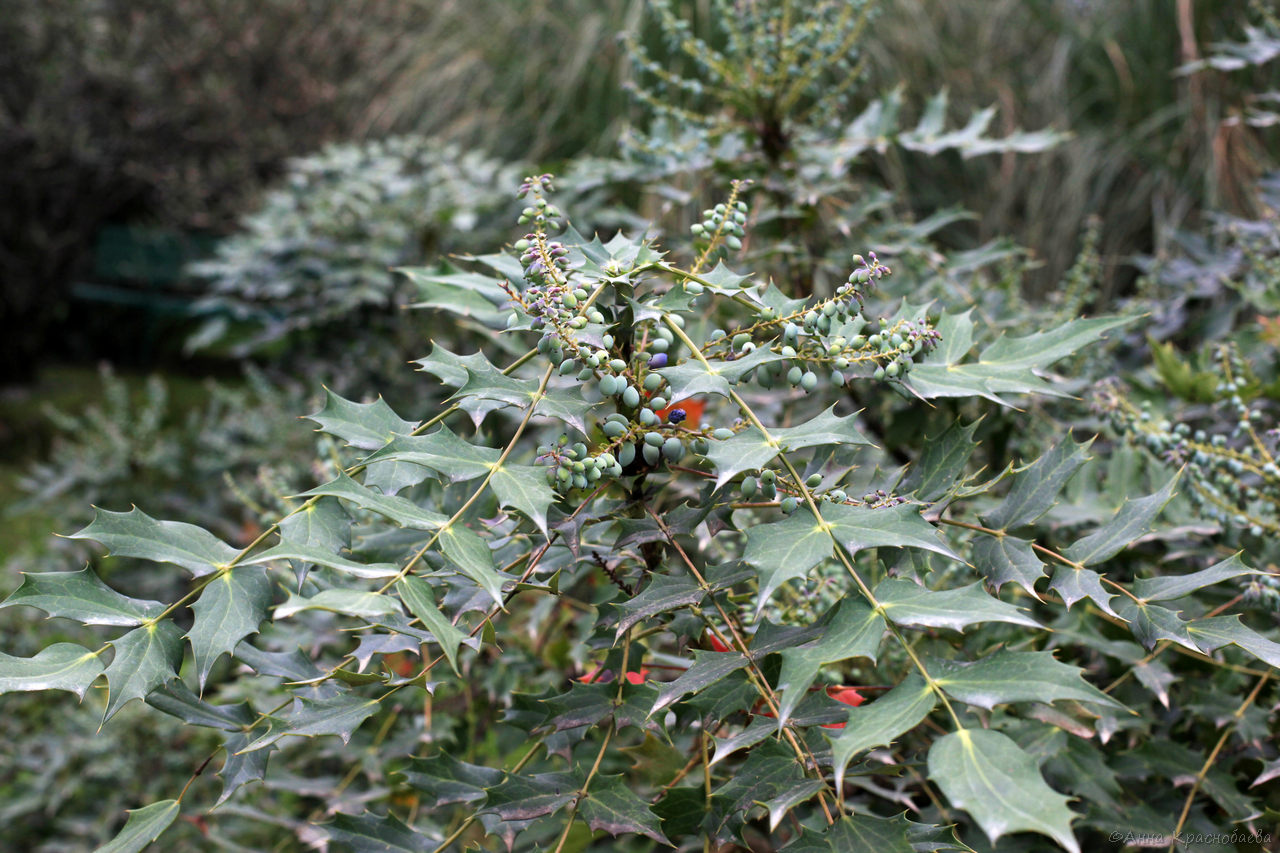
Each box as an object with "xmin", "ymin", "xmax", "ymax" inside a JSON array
[
  {"xmin": 668, "ymin": 408, "xmax": 687, "ymax": 424},
  {"xmin": 648, "ymin": 353, "xmax": 668, "ymax": 369}
]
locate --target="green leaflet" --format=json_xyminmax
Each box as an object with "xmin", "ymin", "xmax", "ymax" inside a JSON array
[
  {"xmin": 973, "ymin": 534, "xmax": 1046, "ymax": 596},
  {"xmin": 0, "ymin": 643, "xmax": 103, "ymax": 699},
  {"xmin": 304, "ymin": 388, "xmax": 417, "ymax": 450},
  {"xmin": 1186, "ymin": 615, "xmax": 1280, "ymax": 668},
  {"xmin": 397, "ymin": 576, "xmax": 466, "ymax": 675},
  {"xmin": 216, "ymin": 731, "xmax": 271, "ymax": 806},
  {"xmin": 784, "ymin": 814, "xmax": 918, "ymax": 853},
  {"xmin": 364, "ymin": 427, "xmax": 501, "ymax": 483},
  {"xmin": 928, "ymin": 729, "xmax": 1080, "ymax": 853},
  {"xmin": 775, "ymin": 599, "xmax": 885, "ymax": 725},
  {"xmin": 147, "ymin": 679, "xmax": 255, "ymax": 731},
  {"xmin": 829, "ymin": 674, "xmax": 936, "ymax": 790},
  {"xmin": 401, "ymin": 266, "xmax": 509, "ymax": 326},
  {"xmin": 703, "ymin": 428, "xmax": 779, "ymax": 489},
  {"xmin": 243, "ymin": 543, "xmax": 399, "ymax": 579},
  {"xmin": 708, "ymin": 741, "xmax": 823, "ymax": 840},
  {"xmin": 439, "ymin": 523, "xmax": 507, "ymax": 605},
  {"xmin": 241, "ymin": 695, "xmax": 382, "ymax": 752},
  {"xmin": 984, "ymin": 435, "xmax": 1092, "ymax": 531},
  {"xmin": 489, "ymin": 463, "xmax": 556, "ymax": 537},
  {"xmin": 1133, "ymin": 553, "xmax": 1260, "ymax": 602},
  {"xmin": 1113, "ymin": 599, "xmax": 1202, "ymax": 652},
  {"xmin": 187, "ymin": 566, "xmax": 273, "ymax": 688},
  {"xmin": 613, "ymin": 573, "xmax": 705, "ymax": 639},
  {"xmin": 67, "ymin": 507, "xmax": 238, "ymax": 578},
  {"xmin": 657, "ymin": 346, "xmax": 787, "ymax": 399},
  {"xmin": 902, "ymin": 419, "xmax": 979, "ymax": 502},
  {"xmin": 322, "ymin": 811, "xmax": 435, "ymax": 853},
  {"xmin": 744, "ymin": 504, "xmax": 956, "ymax": 610},
  {"xmin": 578, "ymin": 774, "xmax": 672, "ymax": 845},
  {"xmin": 395, "ymin": 753, "xmax": 504, "ymax": 806},
  {"xmin": 906, "ymin": 312, "xmax": 1133, "ymax": 404},
  {"xmin": 300, "ymin": 473, "xmax": 448, "ymax": 530},
  {"xmin": 93, "ymin": 799, "xmax": 180, "ymax": 853},
  {"xmin": 103, "ymin": 619, "xmax": 184, "ymax": 721},
  {"xmin": 874, "ymin": 577, "xmax": 1040, "ymax": 630},
  {"xmin": 772, "ymin": 406, "xmax": 874, "ymax": 450},
  {"xmin": 931, "ymin": 650, "xmax": 1123, "ymax": 711},
  {"xmin": 1063, "ymin": 474, "xmax": 1179, "ymax": 566},
  {"xmin": 1, "ymin": 568, "xmax": 165, "ymax": 627},
  {"xmin": 275, "ymin": 589, "xmax": 403, "ymax": 621}
]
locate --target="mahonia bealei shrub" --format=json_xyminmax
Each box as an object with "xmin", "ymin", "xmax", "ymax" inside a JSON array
[{"xmin": 2, "ymin": 179, "xmax": 1279, "ymax": 852}]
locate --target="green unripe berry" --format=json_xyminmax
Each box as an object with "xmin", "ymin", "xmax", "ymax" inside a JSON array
[
  {"xmin": 732, "ymin": 333, "xmax": 751, "ymax": 350},
  {"xmin": 648, "ymin": 396, "xmax": 668, "ymax": 411},
  {"xmin": 761, "ymin": 469, "xmax": 776, "ymax": 485},
  {"xmin": 639, "ymin": 409, "xmax": 658, "ymax": 426},
  {"xmin": 609, "ymin": 358, "xmax": 628, "ymax": 373},
  {"xmin": 741, "ymin": 477, "xmax": 758, "ymax": 498},
  {"xmin": 642, "ymin": 443, "xmax": 661, "ymax": 465},
  {"xmin": 602, "ymin": 420, "xmax": 627, "ymax": 438},
  {"xmin": 712, "ymin": 428, "xmax": 734, "ymax": 440},
  {"xmin": 662, "ymin": 437, "xmax": 685, "ymax": 462},
  {"xmin": 562, "ymin": 292, "xmax": 578, "ymax": 309},
  {"xmin": 885, "ymin": 362, "xmax": 900, "ymax": 378},
  {"xmin": 874, "ymin": 367, "xmax": 886, "ymax": 380},
  {"xmin": 644, "ymin": 373, "xmax": 665, "ymax": 392},
  {"xmin": 603, "ymin": 334, "xmax": 615, "ymax": 348},
  {"xmin": 780, "ymin": 496, "xmax": 798, "ymax": 514},
  {"xmin": 559, "ymin": 360, "xmax": 577, "ymax": 376},
  {"xmin": 806, "ymin": 474, "xmax": 822, "ymax": 488},
  {"xmin": 644, "ymin": 431, "xmax": 664, "ymax": 447},
  {"xmin": 800, "ymin": 371, "xmax": 818, "ymax": 392},
  {"xmin": 651, "ymin": 338, "xmax": 669, "ymax": 353},
  {"xmin": 622, "ymin": 385, "xmax": 641, "ymax": 408},
  {"xmin": 577, "ymin": 368, "xmax": 593, "ymax": 381},
  {"xmin": 618, "ymin": 442, "xmax": 636, "ymax": 466},
  {"xmin": 787, "ymin": 366, "xmax": 803, "ymax": 386},
  {"xmin": 710, "ymin": 329, "xmax": 726, "ymax": 341},
  {"xmin": 556, "ymin": 467, "xmax": 572, "ymax": 484},
  {"xmin": 599, "ymin": 375, "xmax": 618, "ymax": 396},
  {"xmin": 761, "ymin": 481, "xmax": 777, "ymax": 500}
]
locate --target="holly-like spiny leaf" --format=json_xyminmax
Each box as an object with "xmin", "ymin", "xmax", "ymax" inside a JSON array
[
  {"xmin": 67, "ymin": 507, "xmax": 238, "ymax": 578},
  {"xmin": 983, "ymin": 436, "xmax": 1092, "ymax": 531},
  {"xmin": 241, "ymin": 694, "xmax": 382, "ymax": 752},
  {"xmin": 0, "ymin": 643, "xmax": 104, "ymax": 700},
  {"xmin": 829, "ymin": 674, "xmax": 936, "ymax": 790},
  {"xmin": 300, "ymin": 473, "xmax": 447, "ymax": 530},
  {"xmin": 304, "ymin": 388, "xmax": 417, "ymax": 450},
  {"xmin": 1063, "ymin": 475, "xmax": 1179, "ymax": 566},
  {"xmin": 94, "ymin": 799, "xmax": 180, "ymax": 853},
  {"xmin": 103, "ymin": 619, "xmax": 184, "ymax": 721},
  {"xmin": 874, "ymin": 577, "xmax": 1040, "ymax": 631},
  {"xmin": 187, "ymin": 566, "xmax": 272, "ymax": 689},
  {"xmin": 927, "ymin": 728, "xmax": 1080, "ymax": 853},
  {"xmin": 578, "ymin": 774, "xmax": 672, "ymax": 845},
  {"xmin": 1133, "ymin": 553, "xmax": 1260, "ymax": 602},
  {"xmin": 0, "ymin": 568, "xmax": 165, "ymax": 627},
  {"xmin": 931, "ymin": 649, "xmax": 1123, "ymax": 711},
  {"xmin": 396, "ymin": 576, "xmax": 466, "ymax": 675},
  {"xmin": 322, "ymin": 810, "xmax": 435, "ymax": 853},
  {"xmin": 775, "ymin": 598, "xmax": 885, "ymax": 725}
]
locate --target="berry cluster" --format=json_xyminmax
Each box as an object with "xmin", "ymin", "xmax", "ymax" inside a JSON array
[
  {"xmin": 1096, "ymin": 348, "xmax": 1280, "ymax": 538},
  {"xmin": 706, "ymin": 252, "xmax": 939, "ymax": 386}
]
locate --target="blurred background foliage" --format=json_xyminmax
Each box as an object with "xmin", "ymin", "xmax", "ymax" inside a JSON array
[{"xmin": 1, "ymin": 0, "xmax": 1278, "ymax": 848}]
